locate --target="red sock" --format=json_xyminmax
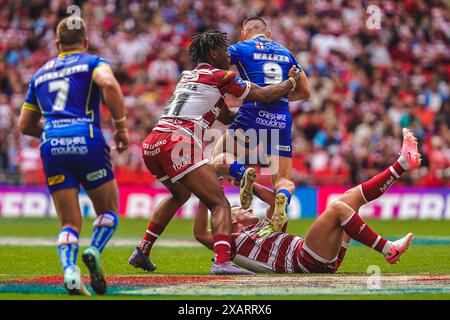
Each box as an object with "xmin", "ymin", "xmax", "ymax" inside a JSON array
[
  {"xmin": 138, "ymin": 222, "xmax": 165, "ymax": 256},
  {"xmin": 360, "ymin": 160, "xmax": 406, "ymax": 202},
  {"xmin": 341, "ymin": 213, "xmax": 387, "ymax": 254},
  {"xmin": 213, "ymin": 234, "xmax": 231, "ymax": 264}
]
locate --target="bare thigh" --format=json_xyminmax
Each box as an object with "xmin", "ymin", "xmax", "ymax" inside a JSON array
[
  {"xmin": 303, "ymin": 202, "xmax": 352, "ymax": 261},
  {"xmin": 86, "ymin": 179, "xmax": 119, "ymax": 215},
  {"xmin": 179, "ymin": 163, "xmax": 231, "ymax": 235}
]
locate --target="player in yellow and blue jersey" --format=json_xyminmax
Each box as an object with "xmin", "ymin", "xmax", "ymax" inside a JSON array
[
  {"xmin": 212, "ymin": 17, "xmax": 311, "ymax": 233},
  {"xmin": 19, "ymin": 16, "xmax": 129, "ymax": 296}
]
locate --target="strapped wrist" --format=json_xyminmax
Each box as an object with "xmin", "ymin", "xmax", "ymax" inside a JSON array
[
  {"xmin": 288, "ymin": 77, "xmax": 297, "ymax": 92},
  {"xmin": 113, "ymin": 116, "xmax": 127, "ymax": 123}
]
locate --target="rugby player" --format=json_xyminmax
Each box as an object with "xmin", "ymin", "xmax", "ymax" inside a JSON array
[
  {"xmin": 18, "ymin": 17, "xmax": 128, "ymax": 295},
  {"xmin": 211, "ymin": 17, "xmax": 311, "ymax": 233},
  {"xmin": 194, "ymin": 129, "xmax": 420, "ymax": 274},
  {"xmin": 128, "ymin": 30, "xmax": 302, "ymax": 275}
]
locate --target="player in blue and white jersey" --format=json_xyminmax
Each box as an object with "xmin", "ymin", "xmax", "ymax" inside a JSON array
[
  {"xmin": 212, "ymin": 17, "xmax": 311, "ymax": 233},
  {"xmin": 18, "ymin": 16, "xmax": 129, "ymax": 296}
]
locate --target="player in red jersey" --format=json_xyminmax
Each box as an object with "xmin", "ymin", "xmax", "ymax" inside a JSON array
[
  {"xmin": 194, "ymin": 128, "xmax": 421, "ymax": 274},
  {"xmin": 129, "ymin": 30, "xmax": 302, "ymax": 275}
]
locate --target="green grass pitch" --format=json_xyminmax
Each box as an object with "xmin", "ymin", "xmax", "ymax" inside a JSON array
[{"xmin": 0, "ymin": 218, "xmax": 450, "ymax": 300}]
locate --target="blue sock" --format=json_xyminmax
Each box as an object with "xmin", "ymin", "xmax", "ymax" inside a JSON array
[
  {"xmin": 90, "ymin": 211, "xmax": 118, "ymax": 253},
  {"xmin": 228, "ymin": 161, "xmax": 248, "ymax": 181},
  {"xmin": 57, "ymin": 227, "xmax": 79, "ymax": 272},
  {"xmin": 277, "ymin": 189, "xmax": 292, "ymax": 206}
]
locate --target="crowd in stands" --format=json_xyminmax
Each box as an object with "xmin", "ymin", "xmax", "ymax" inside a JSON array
[{"xmin": 0, "ymin": 0, "xmax": 449, "ymax": 187}]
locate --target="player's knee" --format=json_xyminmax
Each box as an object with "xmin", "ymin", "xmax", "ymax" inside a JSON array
[
  {"xmin": 274, "ymin": 178, "xmax": 295, "ymax": 193},
  {"xmin": 327, "ymin": 201, "xmax": 352, "ymax": 220},
  {"xmin": 172, "ymin": 189, "xmax": 191, "ymax": 205}
]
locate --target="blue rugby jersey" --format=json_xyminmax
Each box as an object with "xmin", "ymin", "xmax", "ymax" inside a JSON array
[
  {"xmin": 22, "ymin": 51, "xmax": 110, "ymax": 141},
  {"xmin": 228, "ymin": 34, "xmax": 303, "ymax": 111}
]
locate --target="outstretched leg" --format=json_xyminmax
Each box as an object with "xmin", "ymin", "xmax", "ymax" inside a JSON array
[
  {"xmin": 212, "ymin": 132, "xmax": 256, "ymax": 210},
  {"xmin": 303, "ymin": 128, "xmax": 421, "ymax": 267}
]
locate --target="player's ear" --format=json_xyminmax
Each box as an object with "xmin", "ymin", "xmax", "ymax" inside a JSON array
[
  {"xmin": 267, "ymin": 30, "xmax": 271, "ymax": 37},
  {"xmin": 241, "ymin": 30, "xmax": 246, "ymax": 40},
  {"xmin": 83, "ymin": 37, "xmax": 89, "ymax": 51},
  {"xmin": 55, "ymin": 39, "xmax": 61, "ymax": 52}
]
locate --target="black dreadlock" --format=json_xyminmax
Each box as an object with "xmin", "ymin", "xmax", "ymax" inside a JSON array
[{"xmin": 188, "ymin": 30, "xmax": 228, "ymax": 64}]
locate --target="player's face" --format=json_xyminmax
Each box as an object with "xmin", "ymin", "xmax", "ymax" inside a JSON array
[
  {"xmin": 211, "ymin": 44, "xmax": 230, "ymax": 70},
  {"xmin": 231, "ymin": 207, "xmax": 260, "ymax": 231}
]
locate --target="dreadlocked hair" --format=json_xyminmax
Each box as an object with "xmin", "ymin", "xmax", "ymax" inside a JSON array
[{"xmin": 188, "ymin": 30, "xmax": 229, "ymax": 64}]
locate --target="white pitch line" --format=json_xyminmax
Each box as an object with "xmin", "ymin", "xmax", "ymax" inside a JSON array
[{"xmin": 0, "ymin": 237, "xmax": 201, "ymax": 248}]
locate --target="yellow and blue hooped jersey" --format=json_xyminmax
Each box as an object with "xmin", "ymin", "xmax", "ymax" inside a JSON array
[
  {"xmin": 22, "ymin": 51, "xmax": 110, "ymax": 141},
  {"xmin": 228, "ymin": 35, "xmax": 303, "ymax": 111}
]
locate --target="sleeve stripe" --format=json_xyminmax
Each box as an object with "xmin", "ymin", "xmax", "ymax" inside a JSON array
[
  {"xmin": 237, "ymin": 81, "xmax": 251, "ymax": 100},
  {"xmin": 93, "ymin": 64, "xmax": 111, "ymax": 74},
  {"xmin": 22, "ymin": 103, "xmax": 41, "ymax": 113}
]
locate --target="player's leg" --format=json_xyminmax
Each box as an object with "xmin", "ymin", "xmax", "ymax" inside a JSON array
[
  {"xmin": 76, "ymin": 137, "xmax": 119, "ymax": 295},
  {"xmin": 303, "ymin": 128, "xmax": 421, "ymax": 267},
  {"xmin": 52, "ymin": 187, "xmax": 91, "ymax": 296},
  {"xmin": 81, "ymin": 179, "xmax": 119, "ymax": 294},
  {"xmin": 41, "ymin": 140, "xmax": 91, "ymax": 295},
  {"xmin": 212, "ymin": 131, "xmax": 256, "ymax": 210},
  {"xmin": 129, "ymin": 180, "xmax": 191, "ymax": 271},
  {"xmin": 333, "ymin": 128, "xmax": 422, "ymax": 266},
  {"xmin": 178, "ymin": 163, "xmax": 254, "ymax": 275},
  {"xmin": 269, "ymin": 155, "xmax": 295, "ymax": 231}
]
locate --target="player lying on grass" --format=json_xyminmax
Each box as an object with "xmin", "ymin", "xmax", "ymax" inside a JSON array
[
  {"xmin": 128, "ymin": 30, "xmax": 302, "ymax": 275},
  {"xmin": 212, "ymin": 17, "xmax": 311, "ymax": 233},
  {"xmin": 19, "ymin": 17, "xmax": 128, "ymax": 295},
  {"xmin": 194, "ymin": 128, "xmax": 421, "ymax": 274}
]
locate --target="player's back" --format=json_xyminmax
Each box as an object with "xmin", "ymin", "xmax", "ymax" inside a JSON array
[
  {"xmin": 25, "ymin": 51, "xmax": 109, "ymax": 140},
  {"xmin": 231, "ymin": 219, "xmax": 303, "ymax": 273},
  {"xmin": 228, "ymin": 35, "xmax": 302, "ymax": 111},
  {"xmin": 157, "ymin": 63, "xmax": 250, "ymax": 134}
]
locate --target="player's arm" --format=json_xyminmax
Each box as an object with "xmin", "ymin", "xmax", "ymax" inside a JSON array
[
  {"xmin": 288, "ymin": 71, "xmax": 311, "ymax": 101},
  {"xmin": 220, "ymin": 66, "xmax": 301, "ymax": 104},
  {"xmin": 19, "ymin": 108, "xmax": 43, "ymax": 138},
  {"xmin": 246, "ymin": 65, "xmax": 301, "ymax": 104},
  {"xmin": 193, "ymin": 200, "xmax": 214, "ymax": 250},
  {"xmin": 216, "ymin": 102, "xmax": 237, "ymax": 125},
  {"xmin": 92, "ymin": 65, "xmax": 129, "ymax": 153},
  {"xmin": 19, "ymin": 79, "xmax": 43, "ymax": 138}
]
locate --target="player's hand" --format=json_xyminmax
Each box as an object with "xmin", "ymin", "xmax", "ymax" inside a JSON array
[
  {"xmin": 113, "ymin": 129, "xmax": 129, "ymax": 153},
  {"xmin": 287, "ymin": 65, "xmax": 302, "ymax": 81}
]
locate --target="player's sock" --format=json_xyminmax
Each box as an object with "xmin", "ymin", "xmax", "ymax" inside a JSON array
[
  {"xmin": 213, "ymin": 234, "xmax": 231, "ymax": 264},
  {"xmin": 341, "ymin": 212, "xmax": 391, "ymax": 256},
  {"xmin": 337, "ymin": 241, "xmax": 350, "ymax": 264},
  {"xmin": 228, "ymin": 161, "xmax": 248, "ymax": 181},
  {"xmin": 138, "ymin": 221, "xmax": 165, "ymax": 256},
  {"xmin": 276, "ymin": 189, "xmax": 291, "ymax": 206},
  {"xmin": 57, "ymin": 227, "xmax": 79, "ymax": 272},
  {"xmin": 360, "ymin": 156, "xmax": 408, "ymax": 202},
  {"xmin": 90, "ymin": 211, "xmax": 118, "ymax": 253}
]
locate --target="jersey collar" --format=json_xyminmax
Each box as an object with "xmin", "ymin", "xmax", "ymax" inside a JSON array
[
  {"xmin": 252, "ymin": 34, "xmax": 270, "ymax": 39},
  {"xmin": 57, "ymin": 50, "xmax": 82, "ymax": 58}
]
